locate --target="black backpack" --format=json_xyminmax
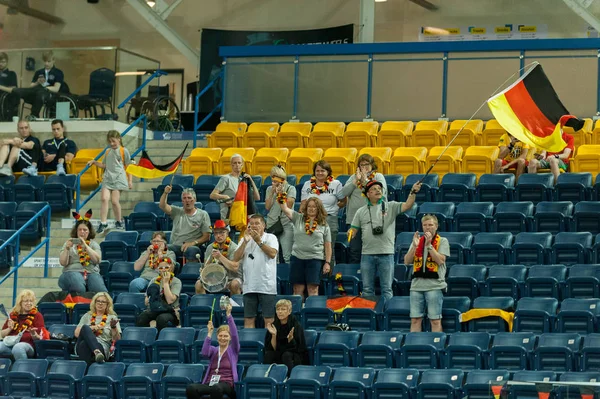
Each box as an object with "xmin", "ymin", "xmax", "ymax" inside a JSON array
[{"xmin": 325, "ymin": 323, "xmax": 351, "ymax": 331}]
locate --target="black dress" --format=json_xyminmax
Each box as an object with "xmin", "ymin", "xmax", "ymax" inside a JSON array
[{"xmin": 264, "ymin": 314, "xmax": 307, "ymax": 372}]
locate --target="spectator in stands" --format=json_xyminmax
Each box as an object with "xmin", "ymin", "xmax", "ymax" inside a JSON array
[
  {"xmin": 527, "ymin": 131, "xmax": 575, "ymax": 184},
  {"xmin": 234, "ymin": 214, "xmax": 278, "ymax": 328},
  {"xmin": 130, "ymin": 231, "xmax": 176, "ymax": 293},
  {"xmin": 340, "ymin": 154, "xmax": 387, "ymax": 264},
  {"xmin": 74, "ymin": 292, "xmax": 121, "ymax": 364},
  {"xmin": 89, "ymin": 130, "xmax": 133, "ymax": 235},
  {"xmin": 0, "ymin": 289, "xmax": 44, "ymax": 360},
  {"xmin": 278, "ymin": 196, "xmax": 331, "ymax": 298},
  {"xmin": 300, "ymin": 160, "xmax": 343, "ymax": 264},
  {"xmin": 136, "ymin": 257, "xmax": 182, "ymax": 332},
  {"xmin": 493, "ymin": 133, "xmax": 529, "ymax": 179},
  {"xmin": 160, "ymin": 186, "xmax": 211, "ymax": 262},
  {"xmin": 210, "ymin": 153, "xmax": 260, "ymax": 222},
  {"xmin": 12, "ymin": 50, "xmax": 66, "ymax": 119},
  {"xmin": 264, "ymin": 299, "xmax": 307, "ymax": 373},
  {"xmin": 0, "ymin": 52, "xmax": 19, "ymax": 121},
  {"xmin": 264, "ymin": 165, "xmax": 296, "ymax": 263},
  {"xmin": 404, "ymin": 214, "xmax": 450, "ymax": 332},
  {"xmin": 348, "ymin": 180, "xmax": 421, "ymax": 301},
  {"xmin": 0, "ymin": 120, "xmax": 41, "ymax": 177},
  {"xmin": 58, "ymin": 210, "xmax": 107, "ymax": 293},
  {"xmin": 186, "ymin": 304, "xmax": 238, "ymax": 399},
  {"xmin": 196, "ymin": 220, "xmax": 242, "ymax": 295},
  {"xmin": 41, "ymin": 119, "xmax": 77, "ymax": 175}
]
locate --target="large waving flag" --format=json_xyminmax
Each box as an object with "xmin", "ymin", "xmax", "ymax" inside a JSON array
[
  {"xmin": 229, "ymin": 175, "xmax": 257, "ymax": 235},
  {"xmin": 126, "ymin": 144, "xmax": 188, "ymax": 179},
  {"xmin": 487, "ymin": 63, "xmax": 584, "ymax": 152}
]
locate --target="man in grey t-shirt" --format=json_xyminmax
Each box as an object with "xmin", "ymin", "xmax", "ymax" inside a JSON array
[
  {"xmin": 404, "ymin": 214, "xmax": 451, "ymax": 333},
  {"xmin": 348, "ymin": 180, "xmax": 421, "ymax": 301}
]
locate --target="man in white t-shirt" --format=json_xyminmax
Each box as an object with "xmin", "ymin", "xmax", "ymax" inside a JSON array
[{"xmin": 233, "ymin": 214, "xmax": 279, "ymax": 328}]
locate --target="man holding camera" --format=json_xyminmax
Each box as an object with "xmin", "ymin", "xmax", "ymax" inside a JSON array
[{"xmin": 348, "ymin": 180, "xmax": 421, "ymax": 301}]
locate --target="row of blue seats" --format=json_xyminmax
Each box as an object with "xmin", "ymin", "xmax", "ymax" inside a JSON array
[{"xmin": 0, "ymin": 175, "xmax": 75, "ymax": 211}]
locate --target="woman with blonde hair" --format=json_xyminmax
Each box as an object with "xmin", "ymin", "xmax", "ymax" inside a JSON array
[
  {"xmin": 74, "ymin": 292, "xmax": 121, "ymax": 364},
  {"xmin": 264, "ymin": 299, "xmax": 307, "ymax": 373},
  {"xmin": 0, "ymin": 289, "xmax": 44, "ymax": 359},
  {"xmin": 264, "ymin": 165, "xmax": 296, "ymax": 263}
]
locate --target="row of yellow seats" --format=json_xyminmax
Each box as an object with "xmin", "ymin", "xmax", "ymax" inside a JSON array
[{"xmin": 569, "ymin": 145, "xmax": 600, "ymax": 174}]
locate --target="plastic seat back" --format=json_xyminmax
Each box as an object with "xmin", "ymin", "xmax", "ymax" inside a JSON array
[
  {"xmin": 534, "ymin": 201, "xmax": 574, "ymax": 234},
  {"xmin": 493, "ymin": 201, "xmax": 534, "ymax": 234},
  {"xmin": 314, "ymin": 331, "xmax": 360, "ymax": 367},
  {"xmin": 471, "ymin": 232, "xmax": 513, "ymax": 265},
  {"xmin": 489, "ymin": 332, "xmax": 536, "ymax": 371},
  {"xmin": 476, "ymin": 173, "xmax": 515, "ymax": 204},
  {"xmin": 454, "ymin": 201, "xmax": 493, "ymax": 233},
  {"xmin": 399, "ymin": 332, "xmax": 447, "ymax": 369},
  {"xmin": 552, "ymin": 232, "xmax": 593, "ymax": 265},
  {"xmin": 534, "ymin": 333, "xmax": 582, "ymax": 371}
]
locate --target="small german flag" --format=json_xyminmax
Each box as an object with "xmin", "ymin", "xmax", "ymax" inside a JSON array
[{"xmin": 126, "ymin": 144, "xmax": 188, "ymax": 179}]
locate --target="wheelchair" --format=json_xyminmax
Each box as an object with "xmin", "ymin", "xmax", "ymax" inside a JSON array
[
  {"xmin": 125, "ymin": 85, "xmax": 180, "ymax": 132},
  {"xmin": 18, "ymin": 81, "xmax": 79, "ymax": 120},
  {"xmin": 0, "ymin": 91, "xmax": 19, "ymax": 121}
]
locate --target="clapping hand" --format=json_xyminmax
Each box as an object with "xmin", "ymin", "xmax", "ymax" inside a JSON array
[
  {"xmin": 249, "ymin": 228, "xmax": 261, "ymax": 244},
  {"xmin": 424, "ymin": 231, "xmax": 433, "ymax": 245},
  {"xmin": 6, "ymin": 319, "xmax": 14, "ymax": 329},
  {"xmin": 412, "ymin": 231, "xmax": 420, "ymax": 248},
  {"xmin": 287, "ymin": 327, "xmax": 295, "ymax": 343},
  {"xmin": 30, "ymin": 328, "xmax": 42, "ymax": 340},
  {"xmin": 355, "ymin": 168, "xmax": 363, "ymax": 183},
  {"xmin": 266, "ymin": 323, "xmax": 277, "ymax": 336},
  {"xmin": 110, "ymin": 318, "xmax": 120, "ymax": 329}
]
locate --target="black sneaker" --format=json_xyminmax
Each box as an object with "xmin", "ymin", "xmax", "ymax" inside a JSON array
[
  {"xmin": 115, "ymin": 220, "xmax": 124, "ymax": 230},
  {"xmin": 97, "ymin": 223, "xmax": 108, "ymax": 235}
]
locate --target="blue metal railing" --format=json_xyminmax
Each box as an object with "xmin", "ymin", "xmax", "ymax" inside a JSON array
[
  {"xmin": 0, "ymin": 204, "xmax": 52, "ymax": 306},
  {"xmin": 193, "ymin": 69, "xmax": 224, "ymax": 148}
]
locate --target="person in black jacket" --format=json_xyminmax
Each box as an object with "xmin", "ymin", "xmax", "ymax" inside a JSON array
[{"xmin": 264, "ymin": 299, "xmax": 307, "ymax": 373}]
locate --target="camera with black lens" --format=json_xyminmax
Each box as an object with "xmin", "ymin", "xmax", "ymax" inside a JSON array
[{"xmin": 372, "ymin": 226, "xmax": 384, "ymax": 235}]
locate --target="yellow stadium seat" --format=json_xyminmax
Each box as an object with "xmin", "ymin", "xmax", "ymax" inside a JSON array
[
  {"xmin": 323, "ymin": 148, "xmax": 358, "ymax": 175},
  {"xmin": 426, "ymin": 146, "xmax": 463, "ymax": 179},
  {"xmin": 287, "ymin": 148, "xmax": 324, "ymax": 177},
  {"xmin": 70, "ymin": 149, "xmax": 104, "ymax": 189},
  {"xmin": 377, "ymin": 121, "xmax": 414, "ymax": 147},
  {"xmin": 571, "ymin": 145, "xmax": 600, "ymax": 174},
  {"xmin": 207, "ymin": 122, "xmax": 247, "ymax": 149},
  {"xmin": 309, "ymin": 122, "xmax": 345, "ymax": 150},
  {"xmin": 217, "ymin": 148, "xmax": 256, "ymax": 174},
  {"xmin": 182, "ymin": 148, "xmax": 223, "ymax": 178},
  {"xmin": 563, "ymin": 117, "xmax": 592, "ymax": 148},
  {"xmin": 412, "ymin": 120, "xmax": 449, "ymax": 148},
  {"xmin": 463, "ymin": 146, "xmax": 500, "ymax": 180},
  {"xmin": 253, "ymin": 148, "xmax": 290, "ymax": 177},
  {"xmin": 390, "ymin": 147, "xmax": 428, "ymax": 175},
  {"xmin": 276, "ymin": 122, "xmax": 312, "ymax": 148},
  {"xmin": 447, "ymin": 119, "xmax": 484, "ymax": 148},
  {"xmin": 482, "ymin": 120, "xmax": 507, "ymax": 146},
  {"xmin": 358, "ymin": 147, "xmax": 392, "ymax": 174},
  {"xmin": 242, "ymin": 122, "xmax": 280, "ymax": 149},
  {"xmin": 343, "ymin": 121, "xmax": 379, "ymax": 148},
  {"xmin": 592, "ymin": 120, "xmax": 600, "ymax": 144}
]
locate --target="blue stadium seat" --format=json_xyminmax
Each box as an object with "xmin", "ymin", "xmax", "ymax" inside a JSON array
[
  {"xmin": 446, "ymin": 264, "xmax": 486, "ymax": 298},
  {"xmin": 178, "ymin": 262, "xmax": 200, "ymax": 296},
  {"xmin": 0, "ymin": 229, "xmax": 16, "ymax": 269},
  {"xmin": 385, "ymin": 174, "xmax": 404, "ymax": 202},
  {"xmin": 277, "ymin": 263, "xmax": 291, "ymax": 295},
  {"xmin": 356, "ymin": 331, "xmax": 403, "ymax": 368},
  {"xmin": 564, "ymin": 264, "xmax": 600, "ymax": 299},
  {"xmin": 0, "ymin": 357, "xmax": 10, "ymax": 394},
  {"xmin": 195, "ymin": 175, "xmax": 222, "ymax": 186},
  {"xmin": 398, "ymin": 332, "xmax": 447, "ymax": 369},
  {"xmin": 81, "ymin": 362, "xmax": 126, "ymax": 399},
  {"xmin": 470, "ymin": 232, "xmax": 513, "ymax": 265},
  {"xmin": 513, "ymin": 297, "xmax": 558, "ymax": 333},
  {"xmin": 453, "ymin": 202, "xmax": 493, "ymax": 234},
  {"xmin": 438, "ymin": 173, "xmax": 476, "ymax": 203},
  {"xmin": 114, "ymin": 292, "xmax": 146, "ymax": 328},
  {"xmin": 151, "ymin": 327, "xmax": 196, "ymax": 364},
  {"xmin": 106, "ymin": 261, "xmax": 138, "ymax": 294},
  {"xmin": 557, "ymin": 298, "xmax": 600, "ymax": 334},
  {"xmin": 476, "ymin": 173, "xmax": 515, "ymax": 204},
  {"xmin": 550, "ymin": 232, "xmax": 593, "ymax": 265},
  {"xmin": 439, "ymin": 232, "xmax": 473, "ymax": 266},
  {"xmin": 394, "ymin": 232, "xmax": 416, "ymax": 264},
  {"xmin": 492, "ymin": 201, "xmax": 534, "ymax": 234},
  {"xmin": 341, "ymin": 305, "xmax": 380, "ymax": 332},
  {"xmin": 41, "ymin": 359, "xmax": 87, "ymax": 399},
  {"xmin": 395, "ymin": 202, "xmax": 417, "ymax": 234},
  {"xmin": 524, "ymin": 264, "xmax": 567, "ymax": 299},
  {"xmin": 283, "ymin": 365, "xmax": 332, "ymax": 399},
  {"xmin": 441, "ymin": 296, "xmax": 470, "ymax": 333},
  {"xmin": 393, "ymin": 263, "xmax": 409, "ymax": 295},
  {"xmin": 152, "ymin": 174, "xmax": 195, "ymax": 202},
  {"xmin": 572, "ymin": 201, "xmax": 600, "ymax": 235},
  {"xmin": 442, "ymin": 332, "xmax": 490, "ymax": 370},
  {"xmin": 239, "ymin": 364, "xmax": 288, "ymax": 399},
  {"xmin": 14, "ymin": 201, "xmax": 48, "ymax": 240},
  {"xmin": 203, "ymin": 202, "xmax": 222, "ymax": 225},
  {"xmin": 126, "ymin": 201, "xmax": 166, "ymax": 232},
  {"xmin": 484, "ymin": 264, "xmax": 527, "ymax": 300},
  {"xmin": 0, "ymin": 175, "xmax": 15, "ymax": 201},
  {"xmin": 593, "ymin": 234, "xmax": 600, "ymax": 263},
  {"xmin": 35, "ymin": 324, "xmax": 76, "ymax": 362},
  {"xmin": 160, "ymin": 363, "xmax": 205, "ymax": 399},
  {"xmin": 556, "ymin": 371, "xmax": 600, "ymax": 399},
  {"xmin": 304, "ymin": 329, "xmax": 318, "ymax": 365},
  {"xmin": 417, "ymin": 202, "xmax": 455, "ymax": 232},
  {"xmin": 70, "ymin": 303, "xmax": 90, "ymax": 325},
  {"xmin": 183, "ymin": 294, "xmax": 224, "ymax": 328},
  {"xmin": 508, "ymin": 370, "xmax": 557, "ymax": 399},
  {"xmin": 488, "ymin": 332, "xmax": 536, "ymax": 371},
  {"xmin": 5, "ymin": 358, "xmax": 49, "ymax": 398},
  {"xmin": 372, "ymin": 368, "xmax": 419, "ymax": 399},
  {"xmin": 13, "ymin": 175, "xmax": 44, "ymax": 202},
  {"xmin": 0, "ymin": 202, "xmax": 17, "ymax": 229},
  {"xmin": 510, "ymin": 232, "xmax": 552, "ymax": 265},
  {"xmin": 533, "ymin": 333, "xmax": 582, "ymax": 371},
  {"xmin": 382, "ymin": 296, "xmax": 412, "ymax": 332},
  {"xmin": 314, "ymin": 331, "xmax": 360, "ymax": 367},
  {"xmin": 514, "ymin": 173, "xmax": 554, "ymax": 204},
  {"xmin": 301, "ymin": 296, "xmax": 334, "ymax": 331},
  {"xmin": 42, "ymin": 174, "xmax": 76, "ymax": 212},
  {"xmin": 328, "ymin": 367, "xmax": 376, "ymax": 399},
  {"xmin": 416, "ymin": 369, "xmax": 464, "ymax": 399},
  {"xmin": 533, "ymin": 201, "xmax": 573, "ymax": 234},
  {"xmin": 580, "ymin": 334, "xmax": 600, "ymax": 372},
  {"xmin": 402, "ymin": 173, "xmax": 439, "ymax": 203},
  {"xmin": 329, "ymin": 263, "xmax": 361, "ymax": 296},
  {"xmin": 554, "ymin": 172, "xmax": 593, "ymax": 203},
  {"xmin": 468, "ymin": 296, "xmax": 514, "ymax": 333},
  {"xmin": 100, "ymin": 231, "xmax": 139, "ymax": 263},
  {"xmin": 462, "ymin": 369, "xmax": 510, "ymax": 399},
  {"xmin": 238, "ymin": 328, "xmax": 267, "ymax": 365},
  {"xmin": 193, "ymin": 175, "xmax": 221, "ymax": 202},
  {"xmin": 37, "ymin": 302, "xmax": 68, "ymax": 326},
  {"xmin": 114, "ymin": 327, "xmax": 157, "ymax": 364},
  {"xmin": 118, "ymin": 362, "xmax": 164, "ymax": 399}
]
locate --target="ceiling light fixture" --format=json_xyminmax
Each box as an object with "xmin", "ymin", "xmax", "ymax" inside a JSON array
[
  {"xmin": 146, "ymin": 0, "xmax": 156, "ymax": 7},
  {"xmin": 375, "ymin": 0, "xmax": 388, "ymax": 2}
]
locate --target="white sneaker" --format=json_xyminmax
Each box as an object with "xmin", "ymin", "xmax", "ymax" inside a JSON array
[
  {"xmin": 56, "ymin": 163, "xmax": 66, "ymax": 176},
  {"xmin": 22, "ymin": 165, "xmax": 38, "ymax": 177},
  {"xmin": 0, "ymin": 165, "xmax": 12, "ymax": 177}
]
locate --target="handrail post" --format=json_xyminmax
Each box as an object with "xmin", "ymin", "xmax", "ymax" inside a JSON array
[
  {"xmin": 117, "ymin": 70, "xmax": 168, "ymax": 109},
  {"xmin": 44, "ymin": 206, "xmax": 51, "ymax": 278},
  {"xmin": 12, "ymin": 233, "xmax": 19, "ymax": 306}
]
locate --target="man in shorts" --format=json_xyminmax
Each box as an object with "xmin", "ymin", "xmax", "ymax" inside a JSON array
[
  {"xmin": 234, "ymin": 214, "xmax": 278, "ymax": 328},
  {"xmin": 196, "ymin": 220, "xmax": 242, "ymax": 295},
  {"xmin": 528, "ymin": 131, "xmax": 575, "ymax": 184},
  {"xmin": 0, "ymin": 120, "xmax": 40, "ymax": 177},
  {"xmin": 493, "ymin": 133, "xmax": 529, "ymax": 179}
]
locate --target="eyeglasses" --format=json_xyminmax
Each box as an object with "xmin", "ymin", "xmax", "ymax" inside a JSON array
[
  {"xmin": 96, "ymin": 300, "xmax": 108, "ymax": 304},
  {"xmin": 359, "ymin": 163, "xmax": 371, "ymax": 167},
  {"xmin": 151, "ymin": 239, "xmax": 165, "ymax": 244},
  {"xmin": 158, "ymin": 266, "xmax": 171, "ymax": 270}
]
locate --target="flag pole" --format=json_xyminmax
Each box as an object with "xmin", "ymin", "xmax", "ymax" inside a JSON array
[{"xmin": 419, "ymin": 61, "xmax": 540, "ymax": 182}]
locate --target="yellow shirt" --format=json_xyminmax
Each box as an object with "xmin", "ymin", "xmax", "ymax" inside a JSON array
[{"xmin": 498, "ymin": 133, "xmax": 529, "ymax": 162}]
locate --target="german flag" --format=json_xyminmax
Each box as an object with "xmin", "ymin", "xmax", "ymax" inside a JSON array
[
  {"xmin": 229, "ymin": 175, "xmax": 257, "ymax": 236},
  {"xmin": 487, "ymin": 63, "xmax": 584, "ymax": 152},
  {"xmin": 126, "ymin": 144, "xmax": 188, "ymax": 179}
]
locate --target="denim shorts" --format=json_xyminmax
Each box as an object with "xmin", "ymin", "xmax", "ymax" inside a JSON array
[
  {"xmin": 289, "ymin": 256, "xmax": 324, "ymax": 285},
  {"xmin": 243, "ymin": 293, "xmax": 277, "ymax": 319},
  {"xmin": 410, "ymin": 289, "xmax": 444, "ymax": 319}
]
